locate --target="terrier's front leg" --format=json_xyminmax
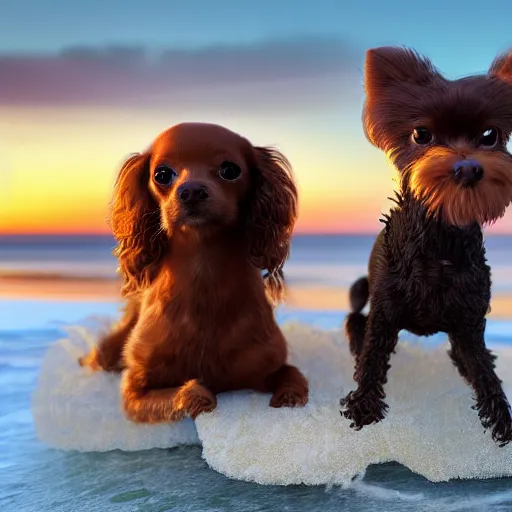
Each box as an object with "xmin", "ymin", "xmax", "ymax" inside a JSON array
[
  {"xmin": 449, "ymin": 320, "xmax": 512, "ymax": 446},
  {"xmin": 341, "ymin": 306, "xmax": 399, "ymax": 429}
]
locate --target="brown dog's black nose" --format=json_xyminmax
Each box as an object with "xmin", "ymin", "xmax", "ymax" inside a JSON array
[
  {"xmin": 177, "ymin": 182, "xmax": 209, "ymax": 204},
  {"xmin": 453, "ymin": 160, "xmax": 484, "ymax": 186}
]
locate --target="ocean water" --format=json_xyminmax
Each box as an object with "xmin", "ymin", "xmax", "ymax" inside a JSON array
[
  {"xmin": 2, "ymin": 233, "xmax": 512, "ymax": 292},
  {"xmin": 2, "ymin": 235, "xmax": 512, "ymax": 511}
]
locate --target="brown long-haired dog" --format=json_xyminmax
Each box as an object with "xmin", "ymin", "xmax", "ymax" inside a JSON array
[
  {"xmin": 79, "ymin": 122, "xmax": 308, "ymax": 422},
  {"xmin": 341, "ymin": 47, "xmax": 512, "ymax": 446}
]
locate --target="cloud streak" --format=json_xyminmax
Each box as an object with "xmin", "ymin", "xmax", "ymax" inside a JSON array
[{"xmin": 1, "ymin": 38, "xmax": 362, "ymax": 108}]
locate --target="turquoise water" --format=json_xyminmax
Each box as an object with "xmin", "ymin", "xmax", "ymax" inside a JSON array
[{"xmin": 2, "ymin": 301, "xmax": 512, "ymax": 511}]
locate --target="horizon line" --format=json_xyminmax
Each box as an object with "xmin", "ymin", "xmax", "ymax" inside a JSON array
[
  {"xmin": 0, "ymin": 231, "xmax": 375, "ymax": 237},
  {"xmin": 2, "ymin": 231, "xmax": 512, "ymax": 238}
]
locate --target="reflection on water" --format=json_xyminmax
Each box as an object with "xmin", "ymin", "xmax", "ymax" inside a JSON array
[{"xmin": 2, "ymin": 312, "xmax": 512, "ymax": 511}]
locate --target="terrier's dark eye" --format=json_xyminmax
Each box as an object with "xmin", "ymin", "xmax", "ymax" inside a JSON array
[
  {"xmin": 478, "ymin": 128, "xmax": 499, "ymax": 148},
  {"xmin": 154, "ymin": 165, "xmax": 177, "ymax": 186},
  {"xmin": 412, "ymin": 127, "xmax": 433, "ymax": 145},
  {"xmin": 219, "ymin": 161, "xmax": 241, "ymax": 181}
]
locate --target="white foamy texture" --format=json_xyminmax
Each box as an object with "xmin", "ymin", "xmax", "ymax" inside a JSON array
[
  {"xmin": 32, "ymin": 324, "xmax": 199, "ymax": 451},
  {"xmin": 33, "ymin": 322, "xmax": 512, "ymax": 485}
]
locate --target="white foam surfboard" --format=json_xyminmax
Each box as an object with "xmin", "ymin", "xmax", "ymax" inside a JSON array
[
  {"xmin": 32, "ymin": 323, "xmax": 199, "ymax": 452},
  {"xmin": 32, "ymin": 321, "xmax": 512, "ymax": 485}
]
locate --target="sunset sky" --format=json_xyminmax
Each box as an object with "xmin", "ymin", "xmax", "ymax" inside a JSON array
[{"xmin": 2, "ymin": 0, "xmax": 512, "ymax": 234}]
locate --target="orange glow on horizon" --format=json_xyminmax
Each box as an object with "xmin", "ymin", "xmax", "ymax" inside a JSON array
[
  {"xmin": 1, "ymin": 104, "xmax": 388, "ymax": 236},
  {"xmin": 4, "ymin": 104, "xmax": 512, "ymax": 236}
]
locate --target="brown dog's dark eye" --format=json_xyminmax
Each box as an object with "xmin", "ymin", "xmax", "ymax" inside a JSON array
[
  {"xmin": 478, "ymin": 128, "xmax": 499, "ymax": 148},
  {"xmin": 219, "ymin": 161, "xmax": 241, "ymax": 181},
  {"xmin": 154, "ymin": 165, "xmax": 177, "ymax": 186},
  {"xmin": 412, "ymin": 127, "xmax": 433, "ymax": 145}
]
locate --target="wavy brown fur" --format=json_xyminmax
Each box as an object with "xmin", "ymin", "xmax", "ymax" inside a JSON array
[
  {"xmin": 111, "ymin": 146, "xmax": 296, "ymax": 303},
  {"xmin": 246, "ymin": 146, "xmax": 297, "ymax": 304},
  {"xmin": 79, "ymin": 122, "xmax": 307, "ymax": 423},
  {"xmin": 110, "ymin": 153, "xmax": 167, "ymax": 297}
]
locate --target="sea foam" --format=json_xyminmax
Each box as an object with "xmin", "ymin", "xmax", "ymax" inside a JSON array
[{"xmin": 32, "ymin": 321, "xmax": 512, "ymax": 485}]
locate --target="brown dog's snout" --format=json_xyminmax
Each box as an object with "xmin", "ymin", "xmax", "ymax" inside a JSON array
[
  {"xmin": 177, "ymin": 182, "xmax": 209, "ymax": 205},
  {"xmin": 453, "ymin": 159, "xmax": 484, "ymax": 186}
]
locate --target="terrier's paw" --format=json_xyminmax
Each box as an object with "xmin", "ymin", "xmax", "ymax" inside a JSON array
[
  {"xmin": 340, "ymin": 390, "xmax": 388, "ymax": 430},
  {"xmin": 270, "ymin": 387, "xmax": 309, "ymax": 408},
  {"xmin": 477, "ymin": 393, "xmax": 512, "ymax": 447}
]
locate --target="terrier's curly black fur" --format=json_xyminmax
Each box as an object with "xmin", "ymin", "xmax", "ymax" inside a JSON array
[{"xmin": 341, "ymin": 46, "xmax": 512, "ymax": 446}]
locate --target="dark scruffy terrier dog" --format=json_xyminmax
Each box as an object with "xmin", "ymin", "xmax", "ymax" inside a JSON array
[{"xmin": 341, "ymin": 46, "xmax": 512, "ymax": 446}]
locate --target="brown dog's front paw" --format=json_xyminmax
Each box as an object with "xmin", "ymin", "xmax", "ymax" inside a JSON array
[
  {"xmin": 79, "ymin": 347, "xmax": 124, "ymax": 372},
  {"xmin": 270, "ymin": 387, "xmax": 309, "ymax": 408},
  {"xmin": 340, "ymin": 390, "xmax": 388, "ymax": 430},
  {"xmin": 174, "ymin": 381, "xmax": 217, "ymax": 419},
  {"xmin": 78, "ymin": 349, "xmax": 101, "ymax": 371},
  {"xmin": 187, "ymin": 394, "xmax": 217, "ymax": 419},
  {"xmin": 477, "ymin": 393, "xmax": 512, "ymax": 446}
]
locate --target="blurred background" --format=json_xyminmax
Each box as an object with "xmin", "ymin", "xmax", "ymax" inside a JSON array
[{"xmin": 2, "ymin": 0, "xmax": 512, "ymax": 323}]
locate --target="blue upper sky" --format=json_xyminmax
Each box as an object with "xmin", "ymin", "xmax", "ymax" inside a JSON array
[
  {"xmin": 4, "ymin": 0, "xmax": 512, "ymax": 234},
  {"xmin": 2, "ymin": 0, "xmax": 512, "ymax": 78}
]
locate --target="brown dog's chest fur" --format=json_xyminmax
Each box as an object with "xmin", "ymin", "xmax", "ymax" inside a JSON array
[
  {"xmin": 124, "ymin": 237, "xmax": 286, "ymax": 393},
  {"xmin": 370, "ymin": 193, "xmax": 491, "ymax": 335}
]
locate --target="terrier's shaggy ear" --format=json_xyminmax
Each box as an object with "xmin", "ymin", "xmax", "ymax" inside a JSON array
[
  {"xmin": 365, "ymin": 46, "xmax": 440, "ymax": 92},
  {"xmin": 489, "ymin": 50, "xmax": 512, "ymax": 83}
]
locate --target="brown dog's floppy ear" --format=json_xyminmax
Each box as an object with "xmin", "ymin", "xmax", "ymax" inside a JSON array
[
  {"xmin": 365, "ymin": 46, "xmax": 439, "ymax": 92},
  {"xmin": 489, "ymin": 50, "xmax": 512, "ymax": 83},
  {"xmin": 110, "ymin": 152, "xmax": 166, "ymax": 296},
  {"xmin": 246, "ymin": 146, "xmax": 298, "ymax": 305}
]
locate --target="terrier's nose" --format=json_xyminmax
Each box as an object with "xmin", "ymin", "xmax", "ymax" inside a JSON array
[
  {"xmin": 452, "ymin": 160, "xmax": 484, "ymax": 186},
  {"xmin": 177, "ymin": 182, "xmax": 209, "ymax": 204}
]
